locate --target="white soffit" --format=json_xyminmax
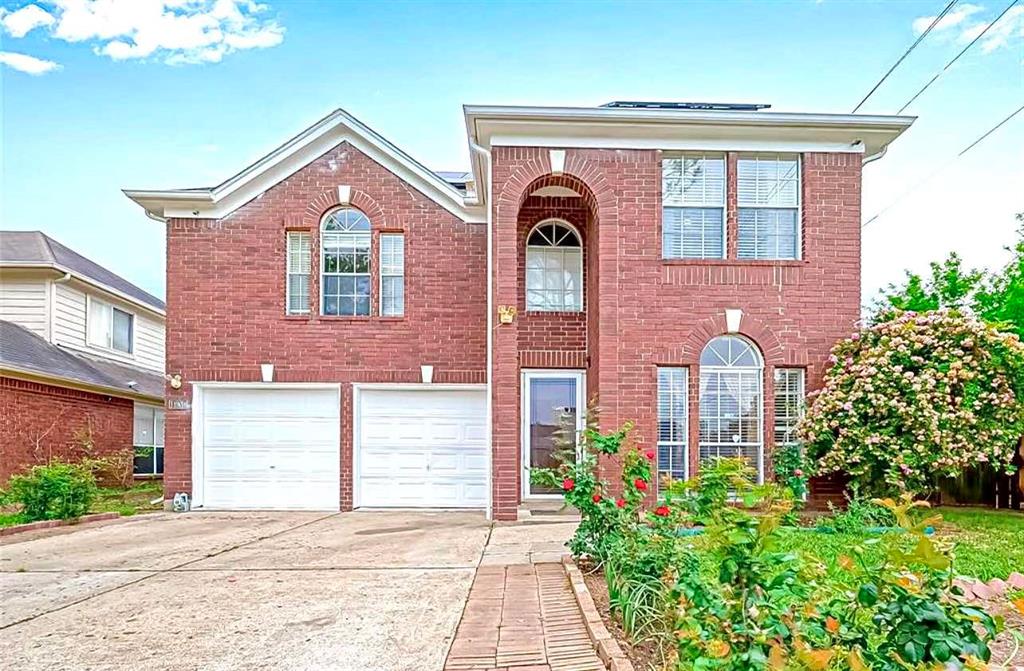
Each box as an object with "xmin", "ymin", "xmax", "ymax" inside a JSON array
[
  {"xmin": 125, "ymin": 109, "xmax": 485, "ymax": 223},
  {"xmin": 530, "ymin": 185, "xmax": 581, "ymax": 197}
]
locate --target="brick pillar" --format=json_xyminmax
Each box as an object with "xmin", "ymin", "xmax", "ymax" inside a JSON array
[{"xmin": 491, "ymin": 198, "xmax": 521, "ymax": 521}]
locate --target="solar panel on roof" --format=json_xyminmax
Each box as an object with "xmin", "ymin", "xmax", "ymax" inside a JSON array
[{"xmin": 600, "ymin": 101, "xmax": 771, "ymax": 111}]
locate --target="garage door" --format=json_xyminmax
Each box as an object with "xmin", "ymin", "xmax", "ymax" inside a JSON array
[
  {"xmin": 199, "ymin": 386, "xmax": 340, "ymax": 510},
  {"xmin": 357, "ymin": 388, "xmax": 487, "ymax": 508}
]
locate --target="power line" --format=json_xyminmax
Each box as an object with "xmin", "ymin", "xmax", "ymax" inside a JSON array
[
  {"xmin": 862, "ymin": 103, "xmax": 1024, "ymax": 228},
  {"xmin": 852, "ymin": 0, "xmax": 959, "ymax": 113},
  {"xmin": 897, "ymin": 0, "xmax": 1020, "ymax": 114}
]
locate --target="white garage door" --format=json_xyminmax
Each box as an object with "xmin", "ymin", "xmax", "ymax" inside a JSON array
[
  {"xmin": 357, "ymin": 388, "xmax": 487, "ymax": 508},
  {"xmin": 199, "ymin": 385, "xmax": 340, "ymax": 510}
]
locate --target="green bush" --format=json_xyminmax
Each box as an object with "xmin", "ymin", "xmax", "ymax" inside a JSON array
[
  {"xmin": 3, "ymin": 460, "xmax": 98, "ymax": 522},
  {"xmin": 818, "ymin": 485, "xmax": 896, "ymax": 533}
]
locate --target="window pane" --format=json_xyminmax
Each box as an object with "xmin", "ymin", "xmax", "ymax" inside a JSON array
[
  {"xmin": 286, "ymin": 232, "xmax": 311, "ymax": 315},
  {"xmin": 737, "ymin": 154, "xmax": 799, "ymax": 207},
  {"xmin": 699, "ymin": 336, "xmax": 764, "ymax": 482},
  {"xmin": 287, "ymin": 275, "xmax": 309, "ymax": 314},
  {"xmin": 133, "ymin": 447, "xmax": 155, "ymax": 475},
  {"xmin": 663, "ymin": 154, "xmax": 725, "ymax": 207},
  {"xmin": 155, "ymin": 446, "xmax": 164, "ymax": 475},
  {"xmin": 657, "ymin": 367, "xmax": 689, "ymax": 483},
  {"xmin": 382, "ymin": 276, "xmax": 404, "ymax": 316},
  {"xmin": 773, "ymin": 368, "xmax": 805, "ymax": 445},
  {"xmin": 663, "ymin": 207, "xmax": 724, "ymax": 259},
  {"xmin": 525, "ymin": 234, "xmax": 582, "ymax": 312},
  {"xmin": 154, "ymin": 409, "xmax": 165, "ymax": 448},
  {"xmin": 738, "ymin": 209, "xmax": 799, "ymax": 260},
  {"xmin": 134, "ymin": 405, "xmax": 154, "ymax": 445},
  {"xmin": 112, "ymin": 309, "xmax": 133, "ymax": 353}
]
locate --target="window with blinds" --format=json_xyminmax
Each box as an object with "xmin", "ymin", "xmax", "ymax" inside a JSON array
[
  {"xmin": 657, "ymin": 367, "xmax": 688, "ymax": 483},
  {"xmin": 773, "ymin": 368, "xmax": 805, "ymax": 446},
  {"xmin": 285, "ymin": 231, "xmax": 311, "ymax": 315},
  {"xmin": 380, "ymin": 234, "xmax": 405, "ymax": 317},
  {"xmin": 737, "ymin": 154, "xmax": 800, "ymax": 260},
  {"xmin": 662, "ymin": 154, "xmax": 726, "ymax": 259}
]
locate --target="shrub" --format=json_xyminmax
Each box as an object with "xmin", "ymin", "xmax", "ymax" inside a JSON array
[
  {"xmin": 3, "ymin": 460, "xmax": 98, "ymax": 522},
  {"xmin": 817, "ymin": 485, "xmax": 896, "ymax": 533},
  {"xmin": 773, "ymin": 443, "xmax": 809, "ymax": 502},
  {"xmin": 799, "ymin": 309, "xmax": 1024, "ymax": 496}
]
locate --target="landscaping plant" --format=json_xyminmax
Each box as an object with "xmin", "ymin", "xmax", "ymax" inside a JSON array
[
  {"xmin": 799, "ymin": 309, "xmax": 1024, "ymax": 497},
  {"xmin": 2, "ymin": 460, "xmax": 98, "ymax": 522}
]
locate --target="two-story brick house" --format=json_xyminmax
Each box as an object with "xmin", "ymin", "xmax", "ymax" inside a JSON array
[
  {"xmin": 125, "ymin": 102, "xmax": 912, "ymax": 519},
  {"xmin": 0, "ymin": 231, "xmax": 167, "ymax": 483}
]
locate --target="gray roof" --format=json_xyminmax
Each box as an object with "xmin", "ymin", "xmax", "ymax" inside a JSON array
[
  {"xmin": 0, "ymin": 321, "xmax": 164, "ymax": 400},
  {"xmin": 0, "ymin": 231, "xmax": 165, "ymax": 312}
]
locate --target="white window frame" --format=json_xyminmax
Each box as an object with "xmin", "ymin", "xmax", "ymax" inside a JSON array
[
  {"xmin": 86, "ymin": 295, "xmax": 135, "ymax": 355},
  {"xmin": 736, "ymin": 153, "xmax": 802, "ymax": 261},
  {"xmin": 320, "ymin": 208, "xmax": 372, "ymax": 317},
  {"xmin": 379, "ymin": 233, "xmax": 405, "ymax": 317},
  {"xmin": 662, "ymin": 153, "xmax": 727, "ymax": 259},
  {"xmin": 698, "ymin": 336, "xmax": 765, "ymax": 483},
  {"xmin": 133, "ymin": 403, "xmax": 165, "ymax": 476},
  {"xmin": 656, "ymin": 367, "xmax": 689, "ymax": 485},
  {"xmin": 285, "ymin": 231, "xmax": 311, "ymax": 315},
  {"xmin": 525, "ymin": 219, "xmax": 584, "ymax": 313},
  {"xmin": 773, "ymin": 368, "xmax": 806, "ymax": 447}
]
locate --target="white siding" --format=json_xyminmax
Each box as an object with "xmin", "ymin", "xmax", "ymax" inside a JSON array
[
  {"xmin": 0, "ymin": 278, "xmax": 49, "ymax": 338},
  {"xmin": 53, "ymin": 282, "xmax": 165, "ymax": 373}
]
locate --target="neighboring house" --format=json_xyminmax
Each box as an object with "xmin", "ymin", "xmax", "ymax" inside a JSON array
[
  {"xmin": 0, "ymin": 232, "xmax": 166, "ymax": 483},
  {"xmin": 125, "ymin": 102, "xmax": 913, "ymax": 519}
]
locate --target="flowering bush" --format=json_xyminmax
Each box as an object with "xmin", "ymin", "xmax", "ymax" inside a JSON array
[{"xmin": 799, "ymin": 310, "xmax": 1024, "ymax": 495}]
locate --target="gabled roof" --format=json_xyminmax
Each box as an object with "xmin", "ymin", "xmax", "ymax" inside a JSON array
[
  {"xmin": 0, "ymin": 320, "xmax": 164, "ymax": 401},
  {"xmin": 124, "ymin": 108, "xmax": 486, "ymax": 223},
  {"xmin": 0, "ymin": 231, "xmax": 165, "ymax": 313}
]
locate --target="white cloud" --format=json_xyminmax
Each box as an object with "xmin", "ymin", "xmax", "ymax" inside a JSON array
[
  {"xmin": 0, "ymin": 0, "xmax": 284, "ymax": 66},
  {"xmin": 912, "ymin": 3, "xmax": 984, "ymax": 35},
  {"xmin": 912, "ymin": 3, "xmax": 1024, "ymax": 55},
  {"xmin": 0, "ymin": 4, "xmax": 56, "ymax": 37},
  {"xmin": 0, "ymin": 50, "xmax": 62, "ymax": 74}
]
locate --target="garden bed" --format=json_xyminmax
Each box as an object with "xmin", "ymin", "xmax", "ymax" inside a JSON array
[{"xmin": 0, "ymin": 481, "xmax": 163, "ymax": 529}]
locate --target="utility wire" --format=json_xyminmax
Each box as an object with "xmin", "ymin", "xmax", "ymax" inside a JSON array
[
  {"xmin": 862, "ymin": 103, "xmax": 1024, "ymax": 228},
  {"xmin": 897, "ymin": 0, "xmax": 1020, "ymax": 114},
  {"xmin": 852, "ymin": 0, "xmax": 960, "ymax": 113}
]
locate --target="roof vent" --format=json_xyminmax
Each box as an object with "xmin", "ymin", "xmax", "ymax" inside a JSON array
[{"xmin": 600, "ymin": 101, "xmax": 771, "ymax": 111}]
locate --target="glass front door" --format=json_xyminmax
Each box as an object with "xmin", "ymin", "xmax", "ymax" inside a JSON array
[{"xmin": 524, "ymin": 372, "xmax": 583, "ymax": 497}]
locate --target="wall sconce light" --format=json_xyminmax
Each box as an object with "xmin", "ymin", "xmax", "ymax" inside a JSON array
[
  {"xmin": 166, "ymin": 374, "xmax": 183, "ymax": 390},
  {"xmin": 260, "ymin": 363, "xmax": 274, "ymax": 382},
  {"xmin": 498, "ymin": 305, "xmax": 517, "ymax": 324}
]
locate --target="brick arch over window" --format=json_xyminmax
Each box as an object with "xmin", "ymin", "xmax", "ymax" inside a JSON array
[
  {"xmin": 666, "ymin": 314, "xmax": 788, "ymax": 366},
  {"xmin": 301, "ymin": 187, "xmax": 388, "ymax": 229},
  {"xmin": 496, "ymin": 165, "xmax": 614, "ymax": 223}
]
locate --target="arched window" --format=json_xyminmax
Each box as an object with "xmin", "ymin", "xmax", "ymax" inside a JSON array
[
  {"xmin": 698, "ymin": 335, "xmax": 764, "ymax": 481},
  {"xmin": 526, "ymin": 220, "xmax": 583, "ymax": 312},
  {"xmin": 321, "ymin": 208, "xmax": 371, "ymax": 316}
]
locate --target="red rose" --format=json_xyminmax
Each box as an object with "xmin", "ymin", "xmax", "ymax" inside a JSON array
[
  {"xmin": 644, "ymin": 450, "xmax": 655, "ymax": 460},
  {"xmin": 562, "ymin": 478, "xmax": 575, "ymax": 492},
  {"xmin": 615, "ymin": 498, "xmax": 626, "ymax": 508},
  {"xmin": 634, "ymin": 478, "xmax": 648, "ymax": 491},
  {"xmin": 592, "ymin": 494, "xmax": 602, "ymax": 503},
  {"xmin": 654, "ymin": 505, "xmax": 670, "ymax": 517},
  {"xmin": 793, "ymin": 469, "xmax": 804, "ymax": 477}
]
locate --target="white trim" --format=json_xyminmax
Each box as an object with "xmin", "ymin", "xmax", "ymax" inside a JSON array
[
  {"xmin": 3, "ymin": 262, "xmax": 165, "ymax": 317},
  {"xmin": 520, "ymin": 369, "xmax": 586, "ymax": 500},
  {"xmin": 378, "ymin": 233, "xmax": 405, "ymax": 317},
  {"xmin": 549, "ymin": 149, "xmax": 566, "ymax": 174},
  {"xmin": 189, "ymin": 381, "xmax": 342, "ymax": 510},
  {"xmin": 337, "ymin": 185, "xmax": 352, "ymax": 205},
  {"xmin": 525, "ymin": 219, "xmax": 584, "ymax": 313},
  {"xmin": 351, "ymin": 383, "xmax": 489, "ymax": 510},
  {"xmin": 125, "ymin": 108, "xmax": 485, "ymax": 223}
]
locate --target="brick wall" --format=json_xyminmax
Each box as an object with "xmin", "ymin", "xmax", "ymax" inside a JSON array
[
  {"xmin": 489, "ymin": 148, "xmax": 862, "ymax": 517},
  {"xmin": 163, "ymin": 141, "xmax": 487, "ymax": 507},
  {"xmin": 0, "ymin": 377, "xmax": 133, "ymax": 484}
]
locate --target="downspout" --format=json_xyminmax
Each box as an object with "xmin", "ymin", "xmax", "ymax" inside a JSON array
[
  {"xmin": 861, "ymin": 145, "xmax": 887, "ymax": 166},
  {"xmin": 469, "ymin": 140, "xmax": 493, "ymax": 521}
]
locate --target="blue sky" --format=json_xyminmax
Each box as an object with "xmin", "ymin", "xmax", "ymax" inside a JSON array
[{"xmin": 1, "ymin": 0, "xmax": 1022, "ymax": 302}]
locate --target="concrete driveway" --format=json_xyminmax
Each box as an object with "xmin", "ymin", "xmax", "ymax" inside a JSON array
[{"xmin": 0, "ymin": 510, "xmax": 496, "ymax": 671}]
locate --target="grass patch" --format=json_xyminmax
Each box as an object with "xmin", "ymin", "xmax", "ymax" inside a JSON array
[
  {"xmin": 91, "ymin": 481, "xmax": 164, "ymax": 517},
  {"xmin": 0, "ymin": 512, "xmax": 28, "ymax": 528}
]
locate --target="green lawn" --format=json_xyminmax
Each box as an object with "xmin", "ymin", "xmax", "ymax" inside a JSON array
[
  {"xmin": 765, "ymin": 507, "xmax": 1023, "ymax": 582},
  {"xmin": 0, "ymin": 481, "xmax": 163, "ymax": 528}
]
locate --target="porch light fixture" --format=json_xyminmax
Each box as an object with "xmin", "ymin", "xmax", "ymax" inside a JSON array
[
  {"xmin": 260, "ymin": 363, "xmax": 274, "ymax": 382},
  {"xmin": 421, "ymin": 365, "xmax": 434, "ymax": 384},
  {"xmin": 498, "ymin": 305, "xmax": 517, "ymax": 324}
]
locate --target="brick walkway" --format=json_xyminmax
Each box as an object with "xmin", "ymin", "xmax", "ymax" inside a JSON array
[{"xmin": 444, "ymin": 563, "xmax": 605, "ymax": 671}]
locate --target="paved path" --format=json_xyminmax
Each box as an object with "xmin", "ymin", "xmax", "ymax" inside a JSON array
[{"xmin": 444, "ymin": 562, "xmax": 604, "ymax": 671}]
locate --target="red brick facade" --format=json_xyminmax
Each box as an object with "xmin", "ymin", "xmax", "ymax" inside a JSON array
[
  {"xmin": 163, "ymin": 139, "xmax": 861, "ymax": 518},
  {"xmin": 0, "ymin": 376, "xmax": 134, "ymax": 483}
]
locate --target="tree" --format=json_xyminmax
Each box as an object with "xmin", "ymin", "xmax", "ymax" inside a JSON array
[
  {"xmin": 976, "ymin": 213, "xmax": 1024, "ymax": 339},
  {"xmin": 870, "ymin": 253, "xmax": 984, "ymax": 324},
  {"xmin": 799, "ymin": 310, "xmax": 1024, "ymax": 496}
]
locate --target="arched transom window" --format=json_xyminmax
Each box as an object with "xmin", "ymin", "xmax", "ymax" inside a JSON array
[
  {"xmin": 698, "ymin": 335, "xmax": 764, "ymax": 481},
  {"xmin": 321, "ymin": 208, "xmax": 371, "ymax": 316},
  {"xmin": 526, "ymin": 220, "xmax": 583, "ymax": 312}
]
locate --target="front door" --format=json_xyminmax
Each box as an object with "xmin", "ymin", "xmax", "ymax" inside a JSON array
[{"xmin": 522, "ymin": 370, "xmax": 585, "ymax": 498}]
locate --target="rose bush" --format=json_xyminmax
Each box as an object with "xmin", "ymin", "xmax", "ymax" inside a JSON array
[{"xmin": 799, "ymin": 309, "xmax": 1024, "ymax": 496}]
